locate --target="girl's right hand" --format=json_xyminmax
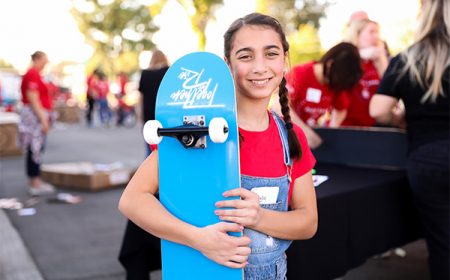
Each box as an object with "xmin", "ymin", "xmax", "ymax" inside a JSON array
[{"xmin": 192, "ymin": 222, "xmax": 251, "ymax": 268}]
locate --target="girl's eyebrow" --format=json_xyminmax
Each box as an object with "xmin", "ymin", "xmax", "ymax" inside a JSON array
[{"xmin": 235, "ymin": 45, "xmax": 281, "ymax": 56}]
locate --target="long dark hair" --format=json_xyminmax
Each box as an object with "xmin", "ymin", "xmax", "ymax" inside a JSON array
[
  {"xmin": 224, "ymin": 13, "xmax": 302, "ymax": 160},
  {"xmin": 319, "ymin": 42, "xmax": 362, "ymax": 92}
]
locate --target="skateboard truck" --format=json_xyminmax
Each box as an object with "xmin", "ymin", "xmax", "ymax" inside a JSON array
[{"xmin": 143, "ymin": 116, "xmax": 229, "ymax": 149}]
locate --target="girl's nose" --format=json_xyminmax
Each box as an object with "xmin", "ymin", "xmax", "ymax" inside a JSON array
[{"xmin": 252, "ymin": 56, "xmax": 268, "ymax": 74}]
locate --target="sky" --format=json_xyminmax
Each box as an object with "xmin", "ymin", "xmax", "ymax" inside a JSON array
[{"xmin": 0, "ymin": 0, "xmax": 419, "ymax": 73}]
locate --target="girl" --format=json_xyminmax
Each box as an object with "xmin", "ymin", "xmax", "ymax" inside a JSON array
[
  {"xmin": 370, "ymin": 1, "xmax": 449, "ymax": 279},
  {"xmin": 119, "ymin": 13, "xmax": 318, "ymax": 279},
  {"xmin": 273, "ymin": 42, "xmax": 362, "ymax": 148}
]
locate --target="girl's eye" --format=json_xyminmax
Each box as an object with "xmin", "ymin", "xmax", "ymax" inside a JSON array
[
  {"xmin": 267, "ymin": 51, "xmax": 279, "ymax": 57},
  {"xmin": 238, "ymin": 54, "xmax": 252, "ymax": 60}
]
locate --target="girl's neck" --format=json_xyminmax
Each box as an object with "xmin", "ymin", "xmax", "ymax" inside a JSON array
[
  {"xmin": 313, "ymin": 62, "xmax": 326, "ymax": 85},
  {"xmin": 237, "ymin": 96, "xmax": 270, "ymax": 131}
]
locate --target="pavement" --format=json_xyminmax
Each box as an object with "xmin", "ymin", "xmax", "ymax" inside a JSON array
[{"xmin": 0, "ymin": 120, "xmax": 430, "ymax": 280}]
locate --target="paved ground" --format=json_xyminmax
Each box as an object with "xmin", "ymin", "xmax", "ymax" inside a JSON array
[{"xmin": 0, "ymin": 120, "xmax": 430, "ymax": 280}]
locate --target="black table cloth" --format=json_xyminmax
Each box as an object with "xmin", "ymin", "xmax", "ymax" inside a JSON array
[{"xmin": 286, "ymin": 163, "xmax": 421, "ymax": 279}]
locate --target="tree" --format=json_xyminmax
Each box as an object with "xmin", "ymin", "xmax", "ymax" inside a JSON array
[
  {"xmin": 257, "ymin": 0, "xmax": 329, "ymax": 64},
  {"xmin": 256, "ymin": 0, "xmax": 330, "ymax": 34},
  {"xmin": 71, "ymin": 0, "xmax": 159, "ymax": 75},
  {"xmin": 288, "ymin": 24, "xmax": 323, "ymax": 65},
  {"xmin": 0, "ymin": 59, "xmax": 14, "ymax": 70},
  {"xmin": 150, "ymin": 0, "xmax": 224, "ymax": 50}
]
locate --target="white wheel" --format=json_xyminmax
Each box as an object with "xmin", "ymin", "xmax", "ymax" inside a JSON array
[
  {"xmin": 209, "ymin": 117, "xmax": 228, "ymax": 143},
  {"xmin": 143, "ymin": 120, "xmax": 163, "ymax": 144}
]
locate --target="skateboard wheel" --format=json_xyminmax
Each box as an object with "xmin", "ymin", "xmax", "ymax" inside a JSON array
[
  {"xmin": 143, "ymin": 120, "xmax": 163, "ymax": 144},
  {"xmin": 209, "ymin": 117, "xmax": 228, "ymax": 143}
]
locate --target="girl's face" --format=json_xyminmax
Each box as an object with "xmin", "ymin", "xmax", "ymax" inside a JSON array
[
  {"xmin": 227, "ymin": 25, "xmax": 286, "ymax": 101},
  {"xmin": 357, "ymin": 22, "xmax": 380, "ymax": 48}
]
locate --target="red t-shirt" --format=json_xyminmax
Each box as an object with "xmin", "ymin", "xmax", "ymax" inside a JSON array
[
  {"xmin": 287, "ymin": 62, "xmax": 349, "ymax": 126},
  {"xmin": 239, "ymin": 112, "xmax": 316, "ymax": 203},
  {"xmin": 21, "ymin": 67, "xmax": 52, "ymax": 110},
  {"xmin": 86, "ymin": 74, "xmax": 96, "ymax": 97},
  {"xmin": 95, "ymin": 80, "xmax": 109, "ymax": 99},
  {"xmin": 341, "ymin": 60, "xmax": 380, "ymax": 127}
]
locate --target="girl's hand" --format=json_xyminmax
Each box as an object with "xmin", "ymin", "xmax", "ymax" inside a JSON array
[
  {"xmin": 193, "ymin": 222, "xmax": 251, "ymax": 268},
  {"xmin": 215, "ymin": 188, "xmax": 262, "ymax": 228}
]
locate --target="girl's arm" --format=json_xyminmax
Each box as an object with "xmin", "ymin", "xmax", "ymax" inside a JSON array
[
  {"xmin": 369, "ymin": 94, "xmax": 405, "ymax": 127},
  {"xmin": 215, "ymin": 170, "xmax": 318, "ymax": 240},
  {"xmin": 329, "ymin": 109, "xmax": 347, "ymax": 127},
  {"xmin": 118, "ymin": 151, "xmax": 251, "ymax": 268}
]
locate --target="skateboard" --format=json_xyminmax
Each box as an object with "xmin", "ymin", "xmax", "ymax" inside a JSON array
[
  {"xmin": 312, "ymin": 126, "xmax": 407, "ymax": 170},
  {"xmin": 143, "ymin": 52, "xmax": 242, "ymax": 279}
]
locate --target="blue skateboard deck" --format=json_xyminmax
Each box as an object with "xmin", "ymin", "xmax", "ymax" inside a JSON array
[{"xmin": 150, "ymin": 52, "xmax": 242, "ymax": 279}]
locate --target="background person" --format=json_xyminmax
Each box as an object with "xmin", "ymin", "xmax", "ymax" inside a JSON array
[
  {"xmin": 138, "ymin": 49, "xmax": 170, "ymax": 155},
  {"xmin": 85, "ymin": 68, "xmax": 100, "ymax": 127},
  {"xmin": 272, "ymin": 42, "xmax": 362, "ymax": 148},
  {"xmin": 95, "ymin": 71, "xmax": 112, "ymax": 126},
  {"xmin": 18, "ymin": 51, "xmax": 55, "ymax": 196},
  {"xmin": 343, "ymin": 18, "xmax": 389, "ymax": 127},
  {"xmin": 118, "ymin": 49, "xmax": 169, "ymax": 280},
  {"xmin": 370, "ymin": 0, "xmax": 449, "ymax": 278}
]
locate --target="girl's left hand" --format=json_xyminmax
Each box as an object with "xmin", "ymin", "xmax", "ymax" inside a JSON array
[{"xmin": 215, "ymin": 188, "xmax": 262, "ymax": 228}]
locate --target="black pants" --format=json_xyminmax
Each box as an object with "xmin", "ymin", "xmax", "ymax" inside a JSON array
[
  {"xmin": 86, "ymin": 95, "xmax": 95, "ymax": 125},
  {"xmin": 407, "ymin": 140, "xmax": 449, "ymax": 280},
  {"xmin": 118, "ymin": 220, "xmax": 161, "ymax": 280},
  {"xmin": 26, "ymin": 148, "xmax": 40, "ymax": 178}
]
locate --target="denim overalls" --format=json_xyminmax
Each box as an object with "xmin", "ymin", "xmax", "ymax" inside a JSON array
[{"xmin": 243, "ymin": 112, "xmax": 292, "ymax": 280}]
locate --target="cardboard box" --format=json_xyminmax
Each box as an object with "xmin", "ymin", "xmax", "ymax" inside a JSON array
[
  {"xmin": 0, "ymin": 112, "xmax": 22, "ymax": 157},
  {"xmin": 54, "ymin": 104, "xmax": 81, "ymax": 123},
  {"xmin": 41, "ymin": 162, "xmax": 131, "ymax": 191}
]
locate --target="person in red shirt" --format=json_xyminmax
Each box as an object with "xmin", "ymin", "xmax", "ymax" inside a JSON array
[
  {"xmin": 85, "ymin": 68, "xmax": 101, "ymax": 127},
  {"xmin": 119, "ymin": 13, "xmax": 318, "ymax": 279},
  {"xmin": 273, "ymin": 42, "xmax": 362, "ymax": 148},
  {"xmin": 18, "ymin": 51, "xmax": 55, "ymax": 196},
  {"xmin": 95, "ymin": 72, "xmax": 111, "ymax": 126},
  {"xmin": 116, "ymin": 72, "xmax": 128, "ymax": 126},
  {"xmin": 343, "ymin": 18, "xmax": 389, "ymax": 126}
]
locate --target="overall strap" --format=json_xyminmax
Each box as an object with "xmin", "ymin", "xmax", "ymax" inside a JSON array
[{"xmin": 270, "ymin": 111, "xmax": 293, "ymax": 169}]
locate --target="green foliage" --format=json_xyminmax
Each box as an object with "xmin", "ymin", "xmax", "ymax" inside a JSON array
[
  {"xmin": 173, "ymin": 0, "xmax": 224, "ymax": 50},
  {"xmin": 256, "ymin": 0, "xmax": 330, "ymax": 34},
  {"xmin": 288, "ymin": 24, "xmax": 323, "ymax": 66},
  {"xmin": 71, "ymin": 0, "xmax": 159, "ymax": 75},
  {"xmin": 256, "ymin": 0, "xmax": 329, "ymax": 66},
  {"xmin": 0, "ymin": 59, "xmax": 14, "ymax": 69}
]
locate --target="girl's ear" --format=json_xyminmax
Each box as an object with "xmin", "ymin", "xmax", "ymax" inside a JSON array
[{"xmin": 224, "ymin": 56, "xmax": 230, "ymax": 66}]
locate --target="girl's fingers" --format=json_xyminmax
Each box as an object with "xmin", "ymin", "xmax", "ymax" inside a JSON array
[
  {"xmin": 229, "ymin": 254, "xmax": 249, "ymax": 264},
  {"xmin": 215, "ymin": 199, "xmax": 246, "ymax": 209},
  {"xmin": 222, "ymin": 188, "xmax": 255, "ymax": 199},
  {"xmin": 224, "ymin": 260, "xmax": 248, "ymax": 268},
  {"xmin": 215, "ymin": 208, "xmax": 247, "ymax": 217},
  {"xmin": 216, "ymin": 222, "xmax": 243, "ymax": 233}
]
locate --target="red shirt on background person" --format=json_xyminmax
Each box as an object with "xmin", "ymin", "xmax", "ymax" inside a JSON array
[
  {"xmin": 342, "ymin": 60, "xmax": 380, "ymax": 126},
  {"xmin": 95, "ymin": 79, "xmax": 109, "ymax": 100},
  {"xmin": 21, "ymin": 67, "xmax": 52, "ymax": 110},
  {"xmin": 287, "ymin": 62, "xmax": 350, "ymax": 126},
  {"xmin": 270, "ymin": 43, "xmax": 362, "ymax": 149},
  {"xmin": 344, "ymin": 18, "xmax": 389, "ymax": 127}
]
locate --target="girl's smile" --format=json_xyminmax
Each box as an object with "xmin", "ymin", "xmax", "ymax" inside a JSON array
[{"xmin": 227, "ymin": 24, "xmax": 286, "ymax": 101}]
